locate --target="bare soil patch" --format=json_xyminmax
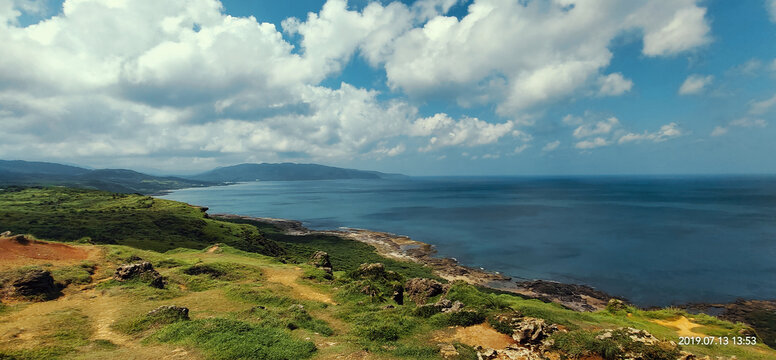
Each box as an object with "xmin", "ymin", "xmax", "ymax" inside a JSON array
[
  {"xmin": 0, "ymin": 235, "xmax": 92, "ymax": 267},
  {"xmin": 434, "ymin": 323, "xmax": 517, "ymax": 349}
]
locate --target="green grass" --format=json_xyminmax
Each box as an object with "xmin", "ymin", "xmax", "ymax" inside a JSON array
[
  {"xmin": 218, "ymin": 218, "xmax": 438, "ymax": 279},
  {"xmin": 51, "ymin": 262, "xmax": 95, "ymax": 286},
  {"xmin": 150, "ymin": 318, "xmax": 317, "ymax": 360},
  {"xmin": 0, "ymin": 187, "xmax": 282, "ymax": 255}
]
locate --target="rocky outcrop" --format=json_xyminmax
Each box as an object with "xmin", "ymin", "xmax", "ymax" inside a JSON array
[
  {"xmin": 147, "ymin": 305, "xmax": 190, "ymax": 321},
  {"xmin": 114, "ymin": 262, "xmax": 166, "ymax": 289},
  {"xmin": 11, "ymin": 269, "xmax": 60, "ymax": 300},
  {"xmin": 405, "ymin": 277, "xmax": 446, "ymax": 304},
  {"xmin": 511, "ymin": 317, "xmax": 559, "ymax": 347},
  {"xmin": 434, "ymin": 299, "xmax": 465, "ymax": 313},
  {"xmin": 309, "ymin": 251, "xmax": 333, "ymax": 275},
  {"xmin": 476, "ymin": 345, "xmax": 544, "ymax": 360},
  {"xmin": 391, "ymin": 283, "xmax": 404, "ymax": 305}
]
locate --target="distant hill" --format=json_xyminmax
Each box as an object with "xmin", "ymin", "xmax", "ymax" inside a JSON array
[
  {"xmin": 188, "ymin": 163, "xmax": 406, "ymax": 182},
  {"xmin": 0, "ymin": 160, "xmax": 214, "ymax": 194}
]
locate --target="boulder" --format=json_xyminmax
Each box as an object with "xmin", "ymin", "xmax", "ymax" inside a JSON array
[
  {"xmin": 439, "ymin": 344, "xmax": 459, "ymax": 359},
  {"xmin": 433, "ymin": 299, "xmax": 465, "ymax": 313},
  {"xmin": 511, "ymin": 317, "xmax": 559, "ymax": 346},
  {"xmin": 309, "ymin": 251, "xmax": 332, "ymax": 274},
  {"xmin": 352, "ymin": 263, "xmax": 402, "ymax": 282},
  {"xmin": 11, "ymin": 269, "xmax": 60, "ymax": 300},
  {"xmin": 114, "ymin": 262, "xmax": 166, "ymax": 289},
  {"xmin": 0, "ymin": 231, "xmax": 11, "ymax": 237},
  {"xmin": 391, "ymin": 283, "xmax": 404, "ymax": 305},
  {"xmin": 405, "ymin": 278, "xmax": 445, "ymax": 304},
  {"xmin": 147, "ymin": 305, "xmax": 189, "ymax": 321}
]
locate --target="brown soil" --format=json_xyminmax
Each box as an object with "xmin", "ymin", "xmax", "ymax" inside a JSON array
[
  {"xmin": 262, "ymin": 266, "xmax": 336, "ymax": 305},
  {"xmin": 652, "ymin": 316, "xmax": 705, "ymax": 337},
  {"xmin": 434, "ymin": 323, "xmax": 517, "ymax": 349},
  {"xmin": 0, "ymin": 235, "xmax": 95, "ymax": 269}
]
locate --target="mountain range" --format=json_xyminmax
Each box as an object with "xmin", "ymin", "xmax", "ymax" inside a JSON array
[{"xmin": 0, "ymin": 160, "xmax": 403, "ymax": 194}]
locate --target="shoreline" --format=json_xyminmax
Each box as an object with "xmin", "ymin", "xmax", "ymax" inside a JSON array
[{"xmin": 212, "ymin": 214, "xmax": 616, "ymax": 312}]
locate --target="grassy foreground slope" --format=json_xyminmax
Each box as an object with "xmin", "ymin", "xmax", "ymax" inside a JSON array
[{"xmin": 0, "ymin": 187, "xmax": 774, "ymax": 360}]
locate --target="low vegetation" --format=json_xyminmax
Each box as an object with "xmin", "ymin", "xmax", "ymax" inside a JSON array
[{"xmin": 0, "ymin": 187, "xmax": 773, "ymax": 360}]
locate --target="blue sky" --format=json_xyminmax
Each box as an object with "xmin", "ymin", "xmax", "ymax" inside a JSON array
[{"xmin": 1, "ymin": 0, "xmax": 775, "ymax": 175}]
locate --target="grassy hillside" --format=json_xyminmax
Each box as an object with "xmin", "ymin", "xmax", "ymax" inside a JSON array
[
  {"xmin": 0, "ymin": 160, "xmax": 214, "ymax": 194},
  {"xmin": 0, "ymin": 187, "xmax": 280, "ymax": 255},
  {"xmin": 0, "ymin": 187, "xmax": 774, "ymax": 360}
]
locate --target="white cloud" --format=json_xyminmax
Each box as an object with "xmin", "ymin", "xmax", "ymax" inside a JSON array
[
  {"xmin": 641, "ymin": 6, "xmax": 711, "ymax": 56},
  {"xmin": 0, "ymin": 0, "xmax": 714, "ymax": 169},
  {"xmin": 513, "ymin": 144, "xmax": 529, "ymax": 154},
  {"xmin": 730, "ymin": 118, "xmax": 767, "ymax": 128},
  {"xmin": 768, "ymin": 0, "xmax": 776, "ymax": 22},
  {"xmin": 575, "ymin": 137, "xmax": 610, "ymax": 150},
  {"xmin": 411, "ymin": 113, "xmax": 519, "ymax": 151},
  {"xmin": 678, "ymin": 74, "xmax": 713, "ymax": 95},
  {"xmin": 568, "ymin": 113, "xmax": 681, "ymax": 150},
  {"xmin": 710, "ymin": 126, "xmax": 728, "ymax": 137},
  {"xmin": 597, "ymin": 73, "xmax": 633, "ymax": 96},
  {"xmin": 749, "ymin": 94, "xmax": 776, "ymax": 115},
  {"xmin": 369, "ymin": 0, "xmax": 711, "ymax": 113},
  {"xmin": 562, "ymin": 114, "xmax": 584, "ymax": 126},
  {"xmin": 618, "ymin": 122, "xmax": 682, "ymax": 144},
  {"xmin": 710, "ymin": 117, "xmax": 767, "ymax": 137},
  {"xmin": 573, "ymin": 117, "xmax": 620, "ymax": 138},
  {"xmin": 542, "ymin": 140, "xmax": 560, "ymax": 152}
]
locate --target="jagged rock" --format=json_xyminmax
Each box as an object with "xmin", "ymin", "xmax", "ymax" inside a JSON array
[
  {"xmin": 11, "ymin": 269, "xmax": 60, "ymax": 300},
  {"xmin": 511, "ymin": 317, "xmax": 559, "ymax": 346},
  {"xmin": 114, "ymin": 262, "xmax": 166, "ymax": 289},
  {"xmin": 0, "ymin": 231, "xmax": 11, "ymax": 237},
  {"xmin": 476, "ymin": 345, "xmax": 545, "ymax": 360},
  {"xmin": 439, "ymin": 344, "xmax": 459, "ymax": 359},
  {"xmin": 405, "ymin": 278, "xmax": 445, "ymax": 304},
  {"xmin": 147, "ymin": 305, "xmax": 189, "ymax": 321},
  {"xmin": 596, "ymin": 327, "xmax": 659, "ymax": 346},
  {"xmin": 309, "ymin": 251, "xmax": 333, "ymax": 274},
  {"xmin": 433, "ymin": 299, "xmax": 465, "ymax": 313},
  {"xmin": 10, "ymin": 235, "xmax": 30, "ymax": 245}
]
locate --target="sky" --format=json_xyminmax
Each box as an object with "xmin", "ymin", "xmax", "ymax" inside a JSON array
[{"xmin": 0, "ymin": 0, "xmax": 775, "ymax": 176}]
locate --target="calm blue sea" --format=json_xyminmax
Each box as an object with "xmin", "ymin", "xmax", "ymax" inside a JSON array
[{"xmin": 160, "ymin": 176, "xmax": 776, "ymax": 306}]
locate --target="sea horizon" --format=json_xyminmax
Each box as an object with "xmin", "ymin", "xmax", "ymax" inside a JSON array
[{"xmin": 160, "ymin": 175, "xmax": 776, "ymax": 307}]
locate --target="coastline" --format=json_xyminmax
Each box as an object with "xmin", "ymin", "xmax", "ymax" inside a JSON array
[{"xmin": 212, "ymin": 213, "xmax": 616, "ymax": 312}]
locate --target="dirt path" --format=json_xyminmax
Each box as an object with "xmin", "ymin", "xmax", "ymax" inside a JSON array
[
  {"xmin": 86, "ymin": 291, "xmax": 134, "ymax": 346},
  {"xmin": 434, "ymin": 323, "xmax": 516, "ymax": 349},
  {"xmin": 262, "ymin": 266, "xmax": 336, "ymax": 305},
  {"xmin": 652, "ymin": 316, "xmax": 705, "ymax": 337}
]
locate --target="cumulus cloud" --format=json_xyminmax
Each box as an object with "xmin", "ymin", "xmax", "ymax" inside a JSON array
[
  {"xmin": 678, "ymin": 74, "xmax": 713, "ymax": 95},
  {"xmin": 710, "ymin": 126, "xmax": 728, "ymax": 137},
  {"xmin": 575, "ymin": 137, "xmax": 609, "ymax": 150},
  {"xmin": 597, "ymin": 73, "xmax": 633, "ymax": 96},
  {"xmin": 0, "ymin": 0, "xmax": 713, "ymax": 169},
  {"xmin": 618, "ymin": 123, "xmax": 682, "ymax": 144},
  {"xmin": 360, "ymin": 0, "xmax": 711, "ymax": 113},
  {"xmin": 569, "ymin": 114, "xmax": 681, "ymax": 150},
  {"xmin": 769, "ymin": 0, "xmax": 776, "ymax": 22},
  {"xmin": 410, "ymin": 113, "xmax": 523, "ymax": 151},
  {"xmin": 573, "ymin": 117, "xmax": 620, "ymax": 138},
  {"xmin": 542, "ymin": 140, "xmax": 561, "ymax": 152}
]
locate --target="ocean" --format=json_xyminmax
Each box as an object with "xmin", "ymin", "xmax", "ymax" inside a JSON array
[{"xmin": 160, "ymin": 176, "xmax": 776, "ymax": 306}]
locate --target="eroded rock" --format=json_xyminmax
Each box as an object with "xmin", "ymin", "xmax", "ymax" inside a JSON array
[
  {"xmin": 309, "ymin": 251, "xmax": 333, "ymax": 275},
  {"xmin": 511, "ymin": 317, "xmax": 559, "ymax": 346},
  {"xmin": 114, "ymin": 262, "xmax": 166, "ymax": 289},
  {"xmin": 11, "ymin": 269, "xmax": 60, "ymax": 300},
  {"xmin": 405, "ymin": 277, "xmax": 446, "ymax": 304}
]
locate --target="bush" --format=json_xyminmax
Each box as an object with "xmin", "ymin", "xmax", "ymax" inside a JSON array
[{"xmin": 445, "ymin": 310, "xmax": 486, "ymax": 327}]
